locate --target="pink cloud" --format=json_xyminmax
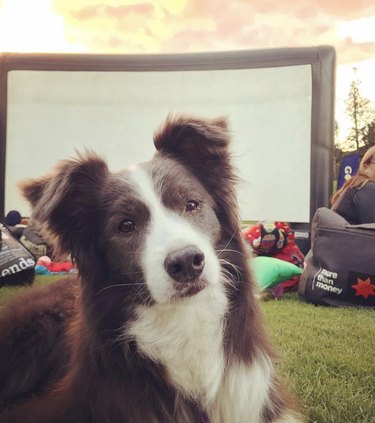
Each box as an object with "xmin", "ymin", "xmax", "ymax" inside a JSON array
[
  {"xmin": 74, "ymin": 3, "xmax": 154, "ymax": 21},
  {"xmin": 59, "ymin": 0, "xmax": 375, "ymax": 66},
  {"xmin": 314, "ymin": 0, "xmax": 375, "ymax": 19},
  {"xmin": 336, "ymin": 38, "xmax": 375, "ymax": 63},
  {"xmin": 295, "ymin": 5, "xmax": 319, "ymax": 20}
]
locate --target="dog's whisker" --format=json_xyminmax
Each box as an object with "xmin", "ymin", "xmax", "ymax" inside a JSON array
[
  {"xmin": 219, "ymin": 258, "xmax": 242, "ymax": 273},
  {"xmin": 95, "ymin": 283, "xmax": 145, "ymax": 296},
  {"xmin": 130, "ymin": 284, "xmax": 149, "ymax": 305},
  {"xmin": 218, "ymin": 253, "xmax": 247, "ymax": 290},
  {"xmin": 220, "ymin": 267, "xmax": 240, "ymax": 290},
  {"xmin": 220, "ymin": 264, "xmax": 240, "ymax": 280},
  {"xmin": 222, "ymin": 273, "xmax": 240, "ymax": 291},
  {"xmin": 216, "ymin": 248, "xmax": 246, "ymax": 258},
  {"xmin": 216, "ymin": 231, "xmax": 237, "ymax": 256}
]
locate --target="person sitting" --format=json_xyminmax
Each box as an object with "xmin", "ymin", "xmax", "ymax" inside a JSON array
[{"xmin": 331, "ymin": 145, "xmax": 375, "ymax": 224}]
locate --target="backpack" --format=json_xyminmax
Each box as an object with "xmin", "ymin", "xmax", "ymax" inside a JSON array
[
  {"xmin": 0, "ymin": 224, "xmax": 35, "ymax": 287},
  {"xmin": 299, "ymin": 207, "xmax": 375, "ymax": 307}
]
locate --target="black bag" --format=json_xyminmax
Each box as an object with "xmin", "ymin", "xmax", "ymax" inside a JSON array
[
  {"xmin": 0, "ymin": 224, "xmax": 35, "ymax": 287},
  {"xmin": 20, "ymin": 225, "xmax": 49, "ymax": 259},
  {"xmin": 299, "ymin": 207, "xmax": 375, "ymax": 307}
]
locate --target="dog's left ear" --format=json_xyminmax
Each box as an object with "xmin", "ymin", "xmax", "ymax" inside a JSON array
[{"xmin": 154, "ymin": 115, "xmax": 238, "ymax": 230}]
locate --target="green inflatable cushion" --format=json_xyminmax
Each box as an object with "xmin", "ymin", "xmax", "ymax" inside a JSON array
[{"xmin": 252, "ymin": 256, "xmax": 303, "ymax": 290}]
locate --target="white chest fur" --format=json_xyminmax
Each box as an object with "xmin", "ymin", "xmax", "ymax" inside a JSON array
[
  {"xmin": 128, "ymin": 285, "xmax": 228, "ymax": 404},
  {"xmin": 209, "ymin": 358, "xmax": 273, "ymax": 423},
  {"xmin": 128, "ymin": 287, "xmax": 299, "ymax": 423}
]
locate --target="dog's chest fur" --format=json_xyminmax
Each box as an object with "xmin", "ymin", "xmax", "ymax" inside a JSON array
[
  {"xmin": 129, "ymin": 285, "xmax": 228, "ymax": 404},
  {"xmin": 129, "ymin": 290, "xmax": 278, "ymax": 423}
]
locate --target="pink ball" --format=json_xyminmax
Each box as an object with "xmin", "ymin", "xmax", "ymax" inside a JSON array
[{"xmin": 37, "ymin": 255, "xmax": 51, "ymax": 266}]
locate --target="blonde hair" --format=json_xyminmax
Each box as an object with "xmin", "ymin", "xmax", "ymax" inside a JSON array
[{"xmin": 331, "ymin": 145, "xmax": 375, "ymax": 206}]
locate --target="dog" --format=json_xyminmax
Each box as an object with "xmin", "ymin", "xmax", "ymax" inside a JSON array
[{"xmin": 0, "ymin": 115, "xmax": 301, "ymax": 422}]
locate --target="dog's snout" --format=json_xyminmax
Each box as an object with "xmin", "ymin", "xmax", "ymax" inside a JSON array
[{"xmin": 164, "ymin": 246, "xmax": 205, "ymax": 282}]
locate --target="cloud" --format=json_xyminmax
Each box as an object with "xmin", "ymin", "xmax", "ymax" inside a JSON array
[
  {"xmin": 313, "ymin": 0, "xmax": 375, "ymax": 19},
  {"xmin": 336, "ymin": 39, "xmax": 375, "ymax": 63},
  {"xmin": 184, "ymin": 0, "xmax": 375, "ymax": 22},
  {"xmin": 52, "ymin": 0, "xmax": 375, "ymax": 66},
  {"xmin": 73, "ymin": 3, "xmax": 155, "ymax": 21}
]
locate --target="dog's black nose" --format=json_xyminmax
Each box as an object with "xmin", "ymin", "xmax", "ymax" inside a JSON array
[{"xmin": 164, "ymin": 246, "xmax": 205, "ymax": 282}]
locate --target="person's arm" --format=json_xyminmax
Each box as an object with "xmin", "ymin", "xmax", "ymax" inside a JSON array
[{"xmin": 353, "ymin": 182, "xmax": 375, "ymax": 223}]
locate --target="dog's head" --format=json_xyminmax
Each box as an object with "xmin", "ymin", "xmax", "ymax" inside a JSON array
[{"xmin": 22, "ymin": 115, "xmax": 242, "ymax": 304}]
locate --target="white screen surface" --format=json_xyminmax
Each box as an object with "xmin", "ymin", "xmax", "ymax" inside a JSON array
[{"xmin": 6, "ymin": 65, "xmax": 312, "ymax": 222}]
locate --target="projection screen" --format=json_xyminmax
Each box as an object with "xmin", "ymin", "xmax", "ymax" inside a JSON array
[{"xmin": 0, "ymin": 47, "xmax": 335, "ymax": 236}]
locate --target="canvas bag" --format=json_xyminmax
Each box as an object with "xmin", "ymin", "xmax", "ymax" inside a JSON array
[
  {"xmin": 0, "ymin": 224, "xmax": 35, "ymax": 286},
  {"xmin": 299, "ymin": 207, "xmax": 375, "ymax": 307}
]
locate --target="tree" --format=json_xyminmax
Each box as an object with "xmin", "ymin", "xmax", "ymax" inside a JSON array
[
  {"xmin": 364, "ymin": 120, "xmax": 375, "ymax": 147},
  {"xmin": 333, "ymin": 120, "xmax": 345, "ymax": 179},
  {"xmin": 345, "ymin": 74, "xmax": 375, "ymax": 150}
]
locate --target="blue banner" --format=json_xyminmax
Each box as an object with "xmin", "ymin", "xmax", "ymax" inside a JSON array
[{"xmin": 337, "ymin": 153, "xmax": 360, "ymax": 189}]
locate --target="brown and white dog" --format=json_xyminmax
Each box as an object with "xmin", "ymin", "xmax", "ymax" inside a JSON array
[{"xmin": 0, "ymin": 116, "xmax": 301, "ymax": 423}]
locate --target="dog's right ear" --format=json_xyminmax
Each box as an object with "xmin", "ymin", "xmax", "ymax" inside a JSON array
[{"xmin": 20, "ymin": 153, "xmax": 109, "ymax": 258}]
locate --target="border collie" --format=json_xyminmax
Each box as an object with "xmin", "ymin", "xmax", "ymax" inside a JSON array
[{"xmin": 0, "ymin": 116, "xmax": 300, "ymax": 422}]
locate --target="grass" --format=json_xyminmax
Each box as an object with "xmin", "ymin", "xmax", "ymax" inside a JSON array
[
  {"xmin": 1, "ymin": 278, "xmax": 375, "ymax": 423},
  {"xmin": 0, "ymin": 275, "xmax": 62, "ymax": 307},
  {"xmin": 262, "ymin": 294, "xmax": 375, "ymax": 423}
]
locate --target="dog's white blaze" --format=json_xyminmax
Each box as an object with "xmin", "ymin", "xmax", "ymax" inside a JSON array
[
  {"xmin": 127, "ymin": 166, "xmax": 227, "ymax": 402},
  {"xmin": 128, "ymin": 166, "xmax": 221, "ymax": 304}
]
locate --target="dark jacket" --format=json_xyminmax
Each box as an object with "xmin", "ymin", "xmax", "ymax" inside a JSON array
[{"xmin": 332, "ymin": 181, "xmax": 375, "ymax": 224}]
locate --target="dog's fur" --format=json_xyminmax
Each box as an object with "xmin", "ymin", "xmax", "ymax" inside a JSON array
[{"xmin": 0, "ymin": 116, "xmax": 301, "ymax": 422}]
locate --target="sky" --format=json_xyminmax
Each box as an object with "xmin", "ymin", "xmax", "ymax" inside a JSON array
[{"xmin": 0, "ymin": 0, "xmax": 374, "ymax": 143}]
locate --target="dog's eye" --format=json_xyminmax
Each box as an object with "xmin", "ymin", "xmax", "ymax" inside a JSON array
[
  {"xmin": 186, "ymin": 200, "xmax": 199, "ymax": 212},
  {"xmin": 119, "ymin": 219, "xmax": 136, "ymax": 233}
]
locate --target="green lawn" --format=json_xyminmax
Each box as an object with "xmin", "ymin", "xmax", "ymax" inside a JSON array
[
  {"xmin": 1, "ymin": 278, "xmax": 374, "ymax": 423},
  {"xmin": 0, "ymin": 275, "xmax": 62, "ymax": 307},
  {"xmin": 262, "ymin": 294, "xmax": 375, "ymax": 423}
]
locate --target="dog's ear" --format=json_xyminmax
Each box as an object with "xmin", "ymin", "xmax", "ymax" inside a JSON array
[
  {"xmin": 154, "ymin": 114, "xmax": 230, "ymax": 166},
  {"xmin": 154, "ymin": 115, "xmax": 238, "ymax": 232},
  {"xmin": 20, "ymin": 153, "xmax": 109, "ymax": 258}
]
